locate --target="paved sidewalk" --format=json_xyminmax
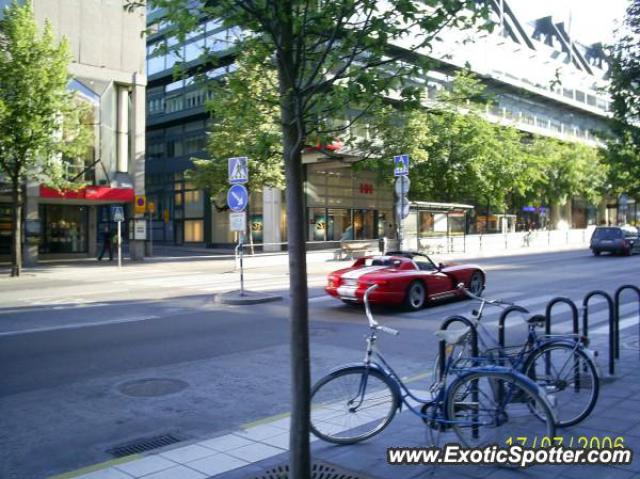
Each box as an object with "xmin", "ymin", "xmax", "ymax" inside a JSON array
[{"xmin": 59, "ymin": 335, "xmax": 640, "ymax": 479}]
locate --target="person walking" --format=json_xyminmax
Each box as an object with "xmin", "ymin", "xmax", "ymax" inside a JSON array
[{"xmin": 98, "ymin": 224, "xmax": 113, "ymax": 261}]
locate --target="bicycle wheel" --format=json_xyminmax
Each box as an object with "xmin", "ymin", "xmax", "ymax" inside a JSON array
[
  {"xmin": 446, "ymin": 370, "xmax": 555, "ymax": 448},
  {"xmin": 523, "ymin": 343, "xmax": 599, "ymax": 427},
  {"xmin": 310, "ymin": 366, "xmax": 399, "ymax": 444}
]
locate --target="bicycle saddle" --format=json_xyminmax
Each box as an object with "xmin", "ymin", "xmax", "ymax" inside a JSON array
[
  {"xmin": 527, "ymin": 314, "xmax": 546, "ymax": 326},
  {"xmin": 434, "ymin": 327, "xmax": 470, "ymax": 345}
]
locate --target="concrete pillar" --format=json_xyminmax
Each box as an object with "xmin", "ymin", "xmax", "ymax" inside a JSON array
[
  {"xmin": 262, "ymin": 187, "xmax": 282, "ymax": 252},
  {"xmin": 129, "ymin": 73, "xmax": 147, "ymax": 260},
  {"xmin": 116, "ymin": 85, "xmax": 129, "ymax": 173},
  {"xmin": 23, "ymin": 184, "xmax": 40, "ymax": 266},
  {"xmin": 88, "ymin": 206, "xmax": 97, "ymax": 257}
]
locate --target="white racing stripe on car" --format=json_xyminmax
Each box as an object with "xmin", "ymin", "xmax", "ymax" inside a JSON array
[{"xmin": 340, "ymin": 265, "xmax": 387, "ymax": 280}]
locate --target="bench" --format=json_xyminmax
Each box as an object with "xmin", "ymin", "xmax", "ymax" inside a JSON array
[{"xmin": 338, "ymin": 240, "xmax": 381, "ymax": 260}]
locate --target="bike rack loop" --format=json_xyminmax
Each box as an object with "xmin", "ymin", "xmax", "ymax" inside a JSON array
[
  {"xmin": 544, "ymin": 297, "xmax": 580, "ymax": 337},
  {"xmin": 498, "ymin": 306, "xmax": 530, "ymax": 349},
  {"xmin": 614, "ymin": 285, "xmax": 640, "ymax": 361},
  {"xmin": 437, "ymin": 315, "xmax": 479, "ymax": 382},
  {"xmin": 582, "ymin": 290, "xmax": 615, "ymax": 376}
]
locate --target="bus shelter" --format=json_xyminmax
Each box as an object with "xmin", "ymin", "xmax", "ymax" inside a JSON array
[{"xmin": 402, "ymin": 201, "xmax": 474, "ymax": 254}]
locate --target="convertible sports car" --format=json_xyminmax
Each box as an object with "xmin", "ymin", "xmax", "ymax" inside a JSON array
[{"xmin": 325, "ymin": 251, "xmax": 485, "ymax": 311}]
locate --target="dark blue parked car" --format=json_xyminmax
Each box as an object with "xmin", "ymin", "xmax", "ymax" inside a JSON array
[{"xmin": 590, "ymin": 226, "xmax": 640, "ymax": 256}]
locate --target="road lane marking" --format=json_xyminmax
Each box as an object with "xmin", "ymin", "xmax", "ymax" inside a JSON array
[{"xmin": 0, "ymin": 315, "xmax": 161, "ymax": 337}]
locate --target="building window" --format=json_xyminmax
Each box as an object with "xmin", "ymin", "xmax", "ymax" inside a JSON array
[
  {"xmin": 184, "ymin": 220, "xmax": 204, "ymax": 242},
  {"xmin": 184, "ymin": 190, "xmax": 204, "ymax": 218},
  {"xmin": 165, "ymin": 95, "xmax": 183, "ymax": 113}
]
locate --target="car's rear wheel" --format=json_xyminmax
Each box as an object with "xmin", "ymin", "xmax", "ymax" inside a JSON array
[
  {"xmin": 592, "ymin": 250, "xmax": 600, "ymax": 256},
  {"xmin": 468, "ymin": 271, "xmax": 484, "ymax": 296},
  {"xmin": 403, "ymin": 281, "xmax": 426, "ymax": 311}
]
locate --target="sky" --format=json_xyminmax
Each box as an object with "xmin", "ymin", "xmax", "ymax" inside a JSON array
[{"xmin": 509, "ymin": 0, "xmax": 630, "ymax": 45}]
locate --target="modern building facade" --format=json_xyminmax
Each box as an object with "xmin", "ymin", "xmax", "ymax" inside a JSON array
[
  {"xmin": 0, "ymin": 0, "xmax": 146, "ymax": 262},
  {"xmin": 144, "ymin": 0, "xmax": 613, "ymax": 248}
]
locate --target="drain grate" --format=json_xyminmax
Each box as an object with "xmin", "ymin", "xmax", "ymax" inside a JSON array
[
  {"xmin": 248, "ymin": 460, "xmax": 374, "ymax": 479},
  {"xmin": 107, "ymin": 434, "xmax": 182, "ymax": 457}
]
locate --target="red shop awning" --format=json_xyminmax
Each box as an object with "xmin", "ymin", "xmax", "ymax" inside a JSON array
[{"xmin": 40, "ymin": 185, "xmax": 135, "ymax": 202}]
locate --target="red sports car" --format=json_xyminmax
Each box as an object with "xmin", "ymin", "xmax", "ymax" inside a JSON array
[{"xmin": 325, "ymin": 251, "xmax": 485, "ymax": 311}]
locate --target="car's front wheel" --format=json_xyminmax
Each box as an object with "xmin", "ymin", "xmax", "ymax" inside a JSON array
[
  {"xmin": 592, "ymin": 250, "xmax": 600, "ymax": 256},
  {"xmin": 403, "ymin": 281, "xmax": 426, "ymax": 311}
]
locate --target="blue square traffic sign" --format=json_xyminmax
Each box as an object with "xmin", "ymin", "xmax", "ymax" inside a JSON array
[
  {"xmin": 228, "ymin": 157, "xmax": 249, "ymax": 184},
  {"xmin": 394, "ymin": 154, "xmax": 409, "ymax": 176}
]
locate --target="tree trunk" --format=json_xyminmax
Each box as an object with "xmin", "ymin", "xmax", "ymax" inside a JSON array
[
  {"xmin": 10, "ymin": 180, "xmax": 22, "ymax": 277},
  {"xmin": 276, "ymin": 24, "xmax": 311, "ymax": 479},
  {"xmin": 282, "ymin": 116, "xmax": 310, "ymax": 479}
]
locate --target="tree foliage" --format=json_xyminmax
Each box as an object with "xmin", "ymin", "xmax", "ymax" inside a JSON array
[
  {"xmin": 607, "ymin": 0, "xmax": 640, "ymax": 196},
  {"xmin": 128, "ymin": 1, "xmax": 490, "ymax": 476},
  {"xmin": 0, "ymin": 1, "xmax": 92, "ymax": 276},
  {"xmin": 359, "ymin": 71, "xmax": 606, "ymax": 213},
  {"xmin": 186, "ymin": 44, "xmax": 284, "ymax": 200}
]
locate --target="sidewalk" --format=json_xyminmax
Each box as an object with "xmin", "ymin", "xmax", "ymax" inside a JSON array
[
  {"xmin": 1, "ymin": 240, "xmax": 589, "ymax": 279},
  {"xmin": 60, "ymin": 336, "xmax": 640, "ymax": 479}
]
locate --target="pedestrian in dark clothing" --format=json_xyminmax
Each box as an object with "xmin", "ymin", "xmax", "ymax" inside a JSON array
[{"xmin": 98, "ymin": 225, "xmax": 113, "ymax": 261}]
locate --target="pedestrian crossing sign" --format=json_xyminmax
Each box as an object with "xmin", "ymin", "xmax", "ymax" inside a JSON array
[
  {"xmin": 228, "ymin": 157, "xmax": 249, "ymax": 184},
  {"xmin": 393, "ymin": 154, "xmax": 409, "ymax": 176}
]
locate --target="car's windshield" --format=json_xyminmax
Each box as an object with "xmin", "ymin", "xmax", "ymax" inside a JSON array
[{"xmin": 593, "ymin": 228, "xmax": 623, "ymax": 240}]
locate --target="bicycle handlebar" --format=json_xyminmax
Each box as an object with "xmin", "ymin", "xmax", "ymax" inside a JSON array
[
  {"xmin": 456, "ymin": 283, "xmax": 514, "ymax": 307},
  {"xmin": 364, "ymin": 284, "xmax": 399, "ymax": 336}
]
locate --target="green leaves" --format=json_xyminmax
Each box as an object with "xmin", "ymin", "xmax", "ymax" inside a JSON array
[
  {"xmin": 0, "ymin": 1, "xmax": 91, "ymax": 189},
  {"xmin": 186, "ymin": 45, "xmax": 284, "ymax": 197},
  {"xmin": 607, "ymin": 0, "xmax": 640, "ymax": 196}
]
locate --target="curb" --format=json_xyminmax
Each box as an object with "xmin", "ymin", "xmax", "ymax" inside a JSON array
[{"xmin": 213, "ymin": 290, "xmax": 283, "ymax": 305}]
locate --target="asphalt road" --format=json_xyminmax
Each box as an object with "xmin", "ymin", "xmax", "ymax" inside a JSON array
[{"xmin": 1, "ymin": 249, "xmax": 639, "ymax": 478}]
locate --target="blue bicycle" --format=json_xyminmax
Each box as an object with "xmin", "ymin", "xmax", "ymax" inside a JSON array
[{"xmin": 310, "ymin": 285, "xmax": 557, "ymax": 447}]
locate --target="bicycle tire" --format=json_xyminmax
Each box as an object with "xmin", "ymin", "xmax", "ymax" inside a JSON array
[
  {"xmin": 523, "ymin": 343, "xmax": 599, "ymax": 427},
  {"xmin": 310, "ymin": 366, "xmax": 399, "ymax": 444},
  {"xmin": 446, "ymin": 369, "xmax": 556, "ymax": 448}
]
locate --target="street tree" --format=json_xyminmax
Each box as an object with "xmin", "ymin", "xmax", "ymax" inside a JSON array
[
  {"xmin": 520, "ymin": 137, "xmax": 607, "ymax": 225},
  {"xmin": 128, "ymin": 1, "xmax": 489, "ymax": 475},
  {"xmin": 0, "ymin": 1, "xmax": 92, "ymax": 276},
  {"xmin": 186, "ymin": 45, "xmax": 284, "ymax": 246},
  {"xmin": 607, "ymin": 0, "xmax": 640, "ymax": 197}
]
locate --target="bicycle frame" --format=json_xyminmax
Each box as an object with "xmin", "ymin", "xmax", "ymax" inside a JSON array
[{"xmin": 358, "ymin": 295, "xmax": 536, "ymax": 428}]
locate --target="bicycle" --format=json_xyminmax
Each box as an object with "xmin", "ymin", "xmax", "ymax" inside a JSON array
[
  {"xmin": 450, "ymin": 284, "xmax": 599, "ymax": 428},
  {"xmin": 310, "ymin": 284, "xmax": 557, "ymax": 447}
]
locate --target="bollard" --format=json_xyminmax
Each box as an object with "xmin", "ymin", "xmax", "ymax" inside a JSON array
[
  {"xmin": 498, "ymin": 305, "xmax": 530, "ymax": 349},
  {"xmin": 614, "ymin": 285, "xmax": 640, "ymax": 362}
]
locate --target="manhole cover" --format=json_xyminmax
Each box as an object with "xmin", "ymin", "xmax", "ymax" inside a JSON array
[
  {"xmin": 117, "ymin": 378, "xmax": 189, "ymax": 398},
  {"xmin": 248, "ymin": 461, "xmax": 374, "ymax": 479}
]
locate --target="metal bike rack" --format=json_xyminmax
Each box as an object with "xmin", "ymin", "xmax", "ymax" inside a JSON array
[
  {"xmin": 545, "ymin": 297, "xmax": 580, "ymax": 336},
  {"xmin": 498, "ymin": 305, "xmax": 530, "ymax": 348},
  {"xmin": 614, "ymin": 285, "xmax": 640, "ymax": 361},
  {"xmin": 583, "ymin": 290, "xmax": 615, "ymax": 376},
  {"xmin": 437, "ymin": 315, "xmax": 480, "ymax": 438},
  {"xmin": 437, "ymin": 315, "xmax": 479, "ymax": 382}
]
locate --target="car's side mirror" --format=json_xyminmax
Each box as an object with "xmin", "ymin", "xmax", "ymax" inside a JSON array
[{"xmin": 438, "ymin": 262, "xmax": 445, "ymax": 270}]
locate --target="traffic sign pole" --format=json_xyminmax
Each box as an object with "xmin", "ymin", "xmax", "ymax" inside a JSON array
[
  {"xmin": 228, "ymin": 157, "xmax": 249, "ymax": 296},
  {"xmin": 117, "ymin": 220, "xmax": 122, "ymax": 268}
]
